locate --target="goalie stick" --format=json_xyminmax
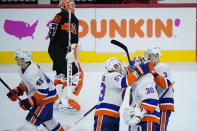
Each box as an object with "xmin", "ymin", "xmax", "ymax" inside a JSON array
[
  {"xmin": 66, "ymin": 9, "xmax": 73, "ymax": 99},
  {"xmin": 0, "ymin": 77, "xmax": 50, "ymax": 131}
]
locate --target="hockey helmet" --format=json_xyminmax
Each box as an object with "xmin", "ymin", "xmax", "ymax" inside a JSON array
[
  {"xmin": 144, "ymin": 46, "xmax": 161, "ymax": 64},
  {"xmin": 14, "ymin": 48, "xmax": 32, "ymax": 65},
  {"xmin": 59, "ymin": 0, "xmax": 75, "ymax": 13},
  {"xmin": 147, "ymin": 46, "xmax": 161, "ymax": 58},
  {"xmin": 104, "ymin": 57, "xmax": 121, "ymax": 72}
]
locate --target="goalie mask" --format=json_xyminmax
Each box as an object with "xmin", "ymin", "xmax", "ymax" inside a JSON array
[
  {"xmin": 14, "ymin": 48, "xmax": 32, "ymax": 66},
  {"xmin": 104, "ymin": 57, "xmax": 122, "ymax": 73},
  {"xmin": 144, "ymin": 46, "xmax": 161, "ymax": 64},
  {"xmin": 59, "ymin": 0, "xmax": 75, "ymax": 14}
]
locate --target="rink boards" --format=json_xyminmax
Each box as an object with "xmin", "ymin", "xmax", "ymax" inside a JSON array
[{"xmin": 0, "ymin": 4, "xmax": 196, "ymax": 63}]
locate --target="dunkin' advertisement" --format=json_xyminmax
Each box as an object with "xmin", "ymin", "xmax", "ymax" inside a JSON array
[{"xmin": 0, "ymin": 7, "xmax": 196, "ymax": 62}]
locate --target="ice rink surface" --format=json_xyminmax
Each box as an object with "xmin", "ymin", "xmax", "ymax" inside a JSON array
[{"xmin": 0, "ymin": 62, "xmax": 197, "ymax": 131}]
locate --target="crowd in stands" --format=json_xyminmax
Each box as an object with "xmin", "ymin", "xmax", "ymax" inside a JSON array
[
  {"xmin": 96, "ymin": 0, "xmax": 158, "ymax": 4},
  {"xmin": 0, "ymin": 0, "xmax": 158, "ymax": 4}
]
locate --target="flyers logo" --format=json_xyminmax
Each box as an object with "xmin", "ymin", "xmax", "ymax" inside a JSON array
[
  {"xmin": 78, "ymin": 18, "xmax": 181, "ymax": 38},
  {"xmin": 61, "ymin": 22, "xmax": 77, "ymax": 34}
]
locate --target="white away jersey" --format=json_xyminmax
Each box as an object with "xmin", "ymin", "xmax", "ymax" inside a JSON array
[
  {"xmin": 154, "ymin": 62, "xmax": 175, "ymax": 111},
  {"xmin": 130, "ymin": 73, "xmax": 160, "ymax": 124},
  {"xmin": 17, "ymin": 61, "xmax": 58, "ymax": 105},
  {"xmin": 94, "ymin": 69, "xmax": 138, "ymax": 118}
]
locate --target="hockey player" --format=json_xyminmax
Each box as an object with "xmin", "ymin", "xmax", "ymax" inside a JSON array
[
  {"xmin": 6, "ymin": 48, "xmax": 64, "ymax": 131},
  {"xmin": 123, "ymin": 57, "xmax": 160, "ymax": 131},
  {"xmin": 144, "ymin": 46, "xmax": 174, "ymax": 131},
  {"xmin": 94, "ymin": 57, "xmax": 153, "ymax": 131},
  {"xmin": 48, "ymin": 0, "xmax": 84, "ymax": 111}
]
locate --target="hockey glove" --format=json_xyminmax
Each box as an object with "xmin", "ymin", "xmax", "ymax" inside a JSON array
[
  {"xmin": 19, "ymin": 97, "xmax": 36, "ymax": 110},
  {"xmin": 7, "ymin": 85, "xmax": 25, "ymax": 101},
  {"xmin": 133, "ymin": 62, "xmax": 153, "ymax": 78},
  {"xmin": 129, "ymin": 59, "xmax": 135, "ymax": 68},
  {"xmin": 7, "ymin": 89, "xmax": 17, "ymax": 101}
]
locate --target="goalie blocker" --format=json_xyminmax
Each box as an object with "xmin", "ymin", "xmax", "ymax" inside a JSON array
[{"xmin": 55, "ymin": 44, "xmax": 84, "ymax": 111}]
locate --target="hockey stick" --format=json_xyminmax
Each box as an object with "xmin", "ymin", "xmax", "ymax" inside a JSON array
[
  {"xmin": 74, "ymin": 105, "xmax": 96, "ymax": 125},
  {"xmin": 0, "ymin": 77, "xmax": 50, "ymax": 131},
  {"xmin": 111, "ymin": 39, "xmax": 131, "ymax": 62},
  {"xmin": 73, "ymin": 92, "xmax": 114, "ymax": 125}
]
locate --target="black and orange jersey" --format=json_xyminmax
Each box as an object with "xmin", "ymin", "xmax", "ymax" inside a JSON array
[{"xmin": 49, "ymin": 10, "xmax": 79, "ymax": 47}]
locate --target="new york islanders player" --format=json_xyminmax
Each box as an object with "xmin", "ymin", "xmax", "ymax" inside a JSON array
[
  {"xmin": 7, "ymin": 48, "xmax": 64, "ymax": 131},
  {"xmin": 144, "ymin": 46, "xmax": 174, "ymax": 131},
  {"xmin": 48, "ymin": 0, "xmax": 84, "ymax": 112},
  {"xmin": 123, "ymin": 57, "xmax": 160, "ymax": 131},
  {"xmin": 94, "ymin": 57, "xmax": 153, "ymax": 131}
]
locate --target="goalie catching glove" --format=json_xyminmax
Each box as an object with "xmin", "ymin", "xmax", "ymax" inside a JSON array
[{"xmin": 123, "ymin": 104, "xmax": 147, "ymax": 126}]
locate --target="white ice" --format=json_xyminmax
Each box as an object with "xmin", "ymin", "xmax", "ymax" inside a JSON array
[{"xmin": 0, "ymin": 63, "xmax": 197, "ymax": 131}]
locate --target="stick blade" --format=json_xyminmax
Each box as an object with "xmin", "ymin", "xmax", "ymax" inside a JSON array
[
  {"xmin": 110, "ymin": 39, "xmax": 131, "ymax": 61},
  {"xmin": 110, "ymin": 39, "xmax": 128, "ymax": 52}
]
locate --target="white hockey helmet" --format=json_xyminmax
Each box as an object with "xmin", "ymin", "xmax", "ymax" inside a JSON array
[
  {"xmin": 104, "ymin": 57, "xmax": 121, "ymax": 72},
  {"xmin": 144, "ymin": 46, "xmax": 161, "ymax": 64},
  {"xmin": 147, "ymin": 46, "xmax": 161, "ymax": 58},
  {"xmin": 59, "ymin": 0, "xmax": 75, "ymax": 13},
  {"xmin": 14, "ymin": 48, "xmax": 32, "ymax": 65}
]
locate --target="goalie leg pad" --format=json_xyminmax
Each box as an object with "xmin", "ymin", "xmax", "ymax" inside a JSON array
[
  {"xmin": 68, "ymin": 93, "xmax": 86, "ymax": 110},
  {"xmin": 68, "ymin": 99, "xmax": 81, "ymax": 110},
  {"xmin": 54, "ymin": 79, "xmax": 62, "ymax": 86},
  {"xmin": 72, "ymin": 64, "xmax": 83, "ymax": 96},
  {"xmin": 54, "ymin": 74, "xmax": 65, "ymax": 85}
]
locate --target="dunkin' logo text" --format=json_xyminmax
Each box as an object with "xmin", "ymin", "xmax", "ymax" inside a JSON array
[{"xmin": 78, "ymin": 18, "xmax": 181, "ymax": 38}]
